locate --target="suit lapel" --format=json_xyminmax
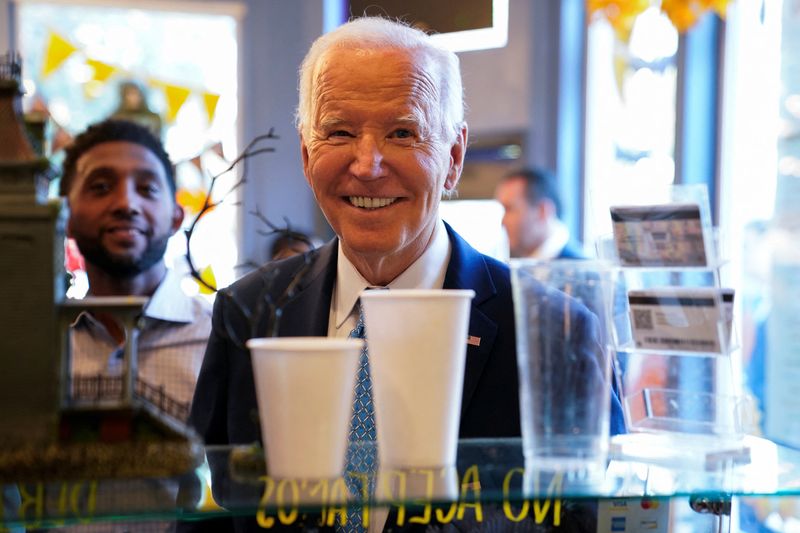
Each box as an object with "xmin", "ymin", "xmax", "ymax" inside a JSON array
[
  {"xmin": 278, "ymin": 239, "xmax": 338, "ymax": 337},
  {"xmin": 274, "ymin": 228, "xmax": 500, "ymax": 421},
  {"xmin": 442, "ymin": 223, "xmax": 499, "ymax": 420}
]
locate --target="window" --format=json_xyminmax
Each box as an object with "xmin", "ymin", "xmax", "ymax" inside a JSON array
[
  {"xmin": 584, "ymin": 7, "xmax": 680, "ymax": 250},
  {"xmin": 18, "ymin": 0, "xmax": 241, "ymax": 295}
]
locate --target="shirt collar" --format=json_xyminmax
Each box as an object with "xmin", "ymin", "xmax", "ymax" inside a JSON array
[
  {"xmin": 333, "ymin": 218, "xmax": 451, "ymax": 329},
  {"xmin": 70, "ymin": 269, "xmax": 195, "ymax": 335},
  {"xmin": 528, "ymin": 219, "xmax": 570, "ymax": 260},
  {"xmin": 141, "ymin": 269, "xmax": 196, "ymax": 324}
]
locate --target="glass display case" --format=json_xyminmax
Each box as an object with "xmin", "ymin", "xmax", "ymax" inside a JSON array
[{"xmin": 3, "ymin": 437, "xmax": 800, "ymax": 530}]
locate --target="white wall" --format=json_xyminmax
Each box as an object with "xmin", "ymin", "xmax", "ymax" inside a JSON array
[
  {"xmin": 228, "ymin": 0, "xmax": 327, "ymax": 267},
  {"xmin": 176, "ymin": 0, "xmax": 326, "ymax": 268},
  {"xmin": 459, "ymin": 0, "xmax": 532, "ymax": 135}
]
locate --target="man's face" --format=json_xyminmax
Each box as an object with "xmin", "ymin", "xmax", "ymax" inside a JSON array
[
  {"xmin": 495, "ymin": 177, "xmax": 546, "ymax": 258},
  {"xmin": 66, "ymin": 141, "xmax": 183, "ymax": 278},
  {"xmin": 301, "ymin": 47, "xmax": 466, "ymax": 278}
]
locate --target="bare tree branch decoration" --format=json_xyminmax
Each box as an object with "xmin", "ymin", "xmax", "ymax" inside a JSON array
[
  {"xmin": 184, "ymin": 129, "xmax": 318, "ymax": 347},
  {"xmin": 184, "ymin": 129, "xmax": 277, "ymax": 292}
]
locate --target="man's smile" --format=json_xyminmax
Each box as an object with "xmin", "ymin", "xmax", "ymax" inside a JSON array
[
  {"xmin": 347, "ymin": 196, "xmax": 398, "ymax": 209},
  {"xmin": 102, "ymin": 224, "xmax": 151, "ymax": 246}
]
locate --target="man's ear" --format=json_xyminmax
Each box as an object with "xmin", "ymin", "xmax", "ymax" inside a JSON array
[
  {"xmin": 444, "ymin": 124, "xmax": 468, "ymax": 192},
  {"xmin": 300, "ymin": 133, "xmax": 313, "ymax": 188},
  {"xmin": 170, "ymin": 202, "xmax": 185, "ymax": 235},
  {"xmin": 536, "ymin": 198, "xmax": 557, "ymax": 221}
]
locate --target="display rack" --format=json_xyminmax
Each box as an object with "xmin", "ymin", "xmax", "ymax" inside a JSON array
[{"xmin": 596, "ymin": 184, "xmax": 748, "ymax": 464}]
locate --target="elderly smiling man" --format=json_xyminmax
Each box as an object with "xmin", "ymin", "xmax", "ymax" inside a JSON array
[{"xmin": 188, "ymin": 16, "xmax": 624, "ymax": 532}]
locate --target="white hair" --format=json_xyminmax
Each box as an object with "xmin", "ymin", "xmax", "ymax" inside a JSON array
[{"xmin": 296, "ymin": 17, "xmax": 465, "ymax": 143}]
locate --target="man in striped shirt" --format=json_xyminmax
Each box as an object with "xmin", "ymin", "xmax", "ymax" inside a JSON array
[{"xmin": 60, "ymin": 119, "xmax": 211, "ymax": 418}]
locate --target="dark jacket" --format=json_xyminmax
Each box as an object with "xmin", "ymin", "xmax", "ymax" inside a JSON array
[{"xmin": 184, "ymin": 223, "xmax": 624, "ymax": 532}]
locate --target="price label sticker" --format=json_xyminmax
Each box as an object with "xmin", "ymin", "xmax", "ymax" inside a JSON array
[
  {"xmin": 628, "ymin": 287, "xmax": 733, "ymax": 354},
  {"xmin": 611, "ymin": 204, "xmax": 707, "ymax": 267}
]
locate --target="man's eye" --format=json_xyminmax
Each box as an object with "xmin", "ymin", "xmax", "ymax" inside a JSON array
[
  {"xmin": 88, "ymin": 181, "xmax": 111, "ymax": 193},
  {"xmin": 391, "ymin": 129, "xmax": 414, "ymax": 139},
  {"xmin": 329, "ymin": 130, "xmax": 353, "ymax": 138},
  {"xmin": 139, "ymin": 184, "xmax": 160, "ymax": 196}
]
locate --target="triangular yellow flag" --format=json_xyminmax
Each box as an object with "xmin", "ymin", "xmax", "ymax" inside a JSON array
[
  {"xmin": 196, "ymin": 265, "xmax": 217, "ymax": 295},
  {"xmin": 198, "ymin": 479, "xmax": 224, "ymax": 512},
  {"xmin": 86, "ymin": 58, "xmax": 117, "ymax": 83},
  {"xmin": 701, "ymin": 0, "xmax": 731, "ymax": 17},
  {"xmin": 202, "ymin": 92, "xmax": 220, "ymax": 123},
  {"xmin": 176, "ymin": 187, "xmax": 210, "ymax": 215},
  {"xmin": 662, "ymin": 0, "xmax": 701, "ymax": 32},
  {"xmin": 613, "ymin": 56, "xmax": 625, "ymax": 101},
  {"xmin": 41, "ymin": 31, "xmax": 79, "ymax": 78},
  {"xmin": 162, "ymin": 83, "xmax": 192, "ymax": 123}
]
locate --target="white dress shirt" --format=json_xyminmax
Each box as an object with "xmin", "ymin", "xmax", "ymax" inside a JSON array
[{"xmin": 328, "ymin": 218, "xmax": 452, "ymax": 338}]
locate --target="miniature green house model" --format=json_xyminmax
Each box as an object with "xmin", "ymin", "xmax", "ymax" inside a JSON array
[
  {"xmin": 0, "ymin": 52, "xmax": 63, "ymax": 450},
  {"xmin": 0, "ymin": 53, "xmax": 201, "ymax": 481}
]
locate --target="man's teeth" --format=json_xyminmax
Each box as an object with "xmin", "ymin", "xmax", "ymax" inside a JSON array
[
  {"xmin": 349, "ymin": 196, "xmax": 397, "ymax": 209},
  {"xmin": 108, "ymin": 228, "xmax": 144, "ymax": 234}
]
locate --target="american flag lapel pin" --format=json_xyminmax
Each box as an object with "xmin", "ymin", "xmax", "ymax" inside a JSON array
[{"xmin": 467, "ymin": 335, "xmax": 481, "ymax": 347}]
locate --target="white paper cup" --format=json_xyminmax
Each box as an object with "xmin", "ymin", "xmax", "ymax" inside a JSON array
[
  {"xmin": 246, "ymin": 337, "xmax": 362, "ymax": 479},
  {"xmin": 359, "ymin": 289, "xmax": 475, "ymax": 468}
]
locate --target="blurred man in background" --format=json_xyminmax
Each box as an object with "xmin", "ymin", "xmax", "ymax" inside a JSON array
[{"xmin": 495, "ymin": 167, "xmax": 587, "ymax": 259}]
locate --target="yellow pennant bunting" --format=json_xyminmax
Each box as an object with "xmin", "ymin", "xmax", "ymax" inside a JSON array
[
  {"xmin": 41, "ymin": 31, "xmax": 79, "ymax": 78},
  {"xmin": 197, "ymin": 265, "xmax": 217, "ymax": 295},
  {"xmin": 176, "ymin": 187, "xmax": 210, "ymax": 215},
  {"xmin": 588, "ymin": 0, "xmax": 732, "ymax": 34},
  {"xmin": 162, "ymin": 83, "xmax": 192, "ymax": 123},
  {"xmin": 661, "ymin": 0, "xmax": 702, "ymax": 32},
  {"xmin": 40, "ymin": 32, "xmax": 221, "ymax": 124},
  {"xmin": 86, "ymin": 58, "xmax": 117, "ymax": 82},
  {"xmin": 700, "ymin": 0, "xmax": 730, "ymax": 17},
  {"xmin": 202, "ymin": 92, "xmax": 220, "ymax": 123}
]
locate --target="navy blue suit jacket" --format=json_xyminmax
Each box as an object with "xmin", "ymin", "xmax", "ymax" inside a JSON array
[
  {"xmin": 185, "ymin": 224, "xmax": 625, "ymax": 532},
  {"xmin": 558, "ymin": 241, "xmax": 588, "ymax": 259},
  {"xmin": 190, "ymin": 223, "xmax": 624, "ymax": 448}
]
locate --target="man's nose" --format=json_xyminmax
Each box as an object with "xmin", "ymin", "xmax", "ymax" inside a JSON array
[
  {"xmin": 110, "ymin": 179, "xmax": 142, "ymax": 214},
  {"xmin": 349, "ymin": 136, "xmax": 386, "ymax": 180}
]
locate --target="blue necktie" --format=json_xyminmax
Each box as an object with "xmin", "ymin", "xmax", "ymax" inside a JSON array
[{"xmin": 339, "ymin": 302, "xmax": 377, "ymax": 532}]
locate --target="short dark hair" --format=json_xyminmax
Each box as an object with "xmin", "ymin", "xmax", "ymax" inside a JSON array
[
  {"xmin": 269, "ymin": 230, "xmax": 316, "ymax": 260},
  {"xmin": 502, "ymin": 167, "xmax": 562, "ymax": 219},
  {"xmin": 60, "ymin": 119, "xmax": 175, "ymax": 197}
]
